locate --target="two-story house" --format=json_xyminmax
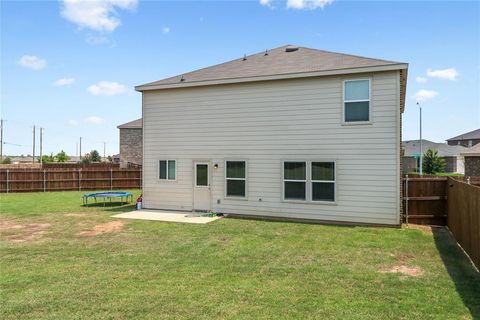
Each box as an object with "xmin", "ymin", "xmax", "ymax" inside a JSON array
[{"xmin": 135, "ymin": 45, "xmax": 408, "ymax": 226}]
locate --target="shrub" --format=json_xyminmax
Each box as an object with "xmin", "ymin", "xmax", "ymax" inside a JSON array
[{"xmin": 422, "ymin": 148, "xmax": 446, "ymax": 174}]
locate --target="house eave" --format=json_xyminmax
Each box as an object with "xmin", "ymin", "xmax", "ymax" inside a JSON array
[{"xmin": 135, "ymin": 63, "xmax": 409, "ymax": 92}]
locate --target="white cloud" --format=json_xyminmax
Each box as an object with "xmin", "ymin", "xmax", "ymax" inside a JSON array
[
  {"xmin": 260, "ymin": 0, "xmax": 272, "ymax": 6},
  {"xmin": 87, "ymin": 81, "xmax": 127, "ymax": 96},
  {"xmin": 286, "ymin": 0, "xmax": 334, "ymax": 9},
  {"xmin": 415, "ymin": 76, "xmax": 427, "ymax": 84},
  {"xmin": 68, "ymin": 119, "xmax": 78, "ymax": 126},
  {"xmin": 162, "ymin": 26, "xmax": 170, "ymax": 34},
  {"xmin": 60, "ymin": 0, "xmax": 138, "ymax": 33},
  {"xmin": 18, "ymin": 55, "xmax": 47, "ymax": 70},
  {"xmin": 413, "ymin": 89, "xmax": 439, "ymax": 102},
  {"xmin": 85, "ymin": 116, "xmax": 105, "ymax": 125},
  {"xmin": 54, "ymin": 78, "xmax": 75, "ymax": 86},
  {"xmin": 427, "ymin": 68, "xmax": 459, "ymax": 81}
]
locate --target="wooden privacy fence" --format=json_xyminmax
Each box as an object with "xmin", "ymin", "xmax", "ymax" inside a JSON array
[
  {"xmin": 447, "ymin": 177, "xmax": 480, "ymax": 269},
  {"xmin": 0, "ymin": 168, "xmax": 141, "ymax": 193}
]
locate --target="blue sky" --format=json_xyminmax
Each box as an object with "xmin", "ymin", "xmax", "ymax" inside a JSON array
[{"xmin": 1, "ymin": 0, "xmax": 479, "ymax": 157}]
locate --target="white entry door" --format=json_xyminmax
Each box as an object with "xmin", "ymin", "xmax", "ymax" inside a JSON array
[{"xmin": 193, "ymin": 162, "xmax": 211, "ymax": 211}]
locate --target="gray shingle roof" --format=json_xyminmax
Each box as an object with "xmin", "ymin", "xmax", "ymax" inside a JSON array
[
  {"xmin": 403, "ymin": 140, "xmax": 468, "ymax": 157},
  {"xmin": 446, "ymin": 128, "xmax": 480, "ymax": 141},
  {"xmin": 136, "ymin": 45, "xmax": 406, "ymax": 90},
  {"xmin": 117, "ymin": 118, "xmax": 142, "ymax": 129}
]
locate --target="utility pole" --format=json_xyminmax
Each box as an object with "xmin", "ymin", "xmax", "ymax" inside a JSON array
[
  {"xmin": 32, "ymin": 125, "xmax": 36, "ymax": 164},
  {"xmin": 79, "ymin": 137, "xmax": 82, "ymax": 161},
  {"xmin": 103, "ymin": 142, "xmax": 106, "ymax": 161},
  {"xmin": 39, "ymin": 127, "xmax": 43, "ymax": 165},
  {"xmin": 417, "ymin": 102, "xmax": 423, "ymax": 176},
  {"xmin": 0, "ymin": 119, "xmax": 3, "ymax": 161}
]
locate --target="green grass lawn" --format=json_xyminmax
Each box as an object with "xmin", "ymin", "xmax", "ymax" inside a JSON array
[{"xmin": 1, "ymin": 191, "xmax": 479, "ymax": 319}]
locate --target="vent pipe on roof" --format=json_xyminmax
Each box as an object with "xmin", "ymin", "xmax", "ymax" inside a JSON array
[
  {"xmin": 285, "ymin": 46, "xmax": 299, "ymax": 52},
  {"xmin": 242, "ymin": 54, "xmax": 247, "ymax": 61},
  {"xmin": 180, "ymin": 75, "xmax": 185, "ymax": 82},
  {"xmin": 264, "ymin": 49, "xmax": 269, "ymax": 56}
]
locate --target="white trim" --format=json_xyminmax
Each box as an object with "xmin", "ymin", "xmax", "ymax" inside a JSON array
[
  {"xmin": 342, "ymin": 78, "xmax": 372, "ymax": 125},
  {"xmin": 158, "ymin": 159, "xmax": 177, "ymax": 181},
  {"xmin": 135, "ymin": 64, "xmax": 408, "ymax": 91},
  {"xmin": 224, "ymin": 159, "xmax": 248, "ymax": 199}
]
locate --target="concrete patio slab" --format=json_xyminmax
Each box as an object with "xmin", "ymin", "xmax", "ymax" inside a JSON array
[{"xmin": 111, "ymin": 209, "xmax": 222, "ymax": 224}]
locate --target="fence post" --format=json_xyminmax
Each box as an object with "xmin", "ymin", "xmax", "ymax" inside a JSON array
[
  {"xmin": 6, "ymin": 169, "xmax": 9, "ymax": 193},
  {"xmin": 110, "ymin": 168, "xmax": 113, "ymax": 190},
  {"xmin": 405, "ymin": 175, "xmax": 409, "ymax": 225},
  {"xmin": 43, "ymin": 170, "xmax": 46, "ymax": 192},
  {"xmin": 78, "ymin": 169, "xmax": 81, "ymax": 191}
]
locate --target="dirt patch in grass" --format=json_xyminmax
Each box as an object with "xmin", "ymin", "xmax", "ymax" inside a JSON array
[
  {"xmin": 406, "ymin": 224, "xmax": 434, "ymax": 235},
  {"xmin": 64, "ymin": 213, "xmax": 88, "ymax": 217},
  {"xmin": 383, "ymin": 265, "xmax": 424, "ymax": 277},
  {"xmin": 0, "ymin": 220, "xmax": 51, "ymax": 243},
  {"xmin": 78, "ymin": 220, "xmax": 124, "ymax": 237}
]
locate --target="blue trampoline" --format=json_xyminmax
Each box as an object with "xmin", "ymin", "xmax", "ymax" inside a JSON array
[{"xmin": 82, "ymin": 191, "xmax": 133, "ymax": 206}]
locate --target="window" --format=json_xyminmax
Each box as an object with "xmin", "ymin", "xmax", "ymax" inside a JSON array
[
  {"xmin": 283, "ymin": 161, "xmax": 306, "ymax": 200},
  {"xmin": 226, "ymin": 161, "xmax": 246, "ymax": 197},
  {"xmin": 159, "ymin": 160, "xmax": 176, "ymax": 180},
  {"xmin": 196, "ymin": 164, "xmax": 208, "ymax": 186},
  {"xmin": 311, "ymin": 162, "xmax": 335, "ymax": 202},
  {"xmin": 344, "ymin": 79, "xmax": 370, "ymax": 122}
]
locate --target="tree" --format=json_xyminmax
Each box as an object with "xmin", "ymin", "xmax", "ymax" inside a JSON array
[
  {"xmin": 90, "ymin": 150, "xmax": 101, "ymax": 162},
  {"xmin": 107, "ymin": 155, "xmax": 113, "ymax": 162},
  {"xmin": 82, "ymin": 153, "xmax": 91, "ymax": 165},
  {"xmin": 1, "ymin": 157, "xmax": 12, "ymax": 164},
  {"xmin": 40, "ymin": 154, "xmax": 55, "ymax": 163},
  {"xmin": 422, "ymin": 148, "xmax": 446, "ymax": 174},
  {"xmin": 56, "ymin": 150, "xmax": 70, "ymax": 163}
]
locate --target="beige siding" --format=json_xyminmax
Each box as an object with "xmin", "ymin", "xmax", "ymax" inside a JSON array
[{"xmin": 142, "ymin": 71, "xmax": 401, "ymax": 225}]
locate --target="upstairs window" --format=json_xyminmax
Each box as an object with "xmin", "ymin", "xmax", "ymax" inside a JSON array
[
  {"xmin": 159, "ymin": 160, "xmax": 176, "ymax": 180},
  {"xmin": 225, "ymin": 161, "xmax": 247, "ymax": 197},
  {"xmin": 344, "ymin": 79, "xmax": 370, "ymax": 123}
]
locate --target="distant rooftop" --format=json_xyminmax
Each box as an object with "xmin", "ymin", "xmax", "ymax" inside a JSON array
[
  {"xmin": 446, "ymin": 128, "xmax": 480, "ymax": 142},
  {"xmin": 403, "ymin": 140, "xmax": 468, "ymax": 157},
  {"xmin": 118, "ymin": 118, "xmax": 142, "ymax": 129}
]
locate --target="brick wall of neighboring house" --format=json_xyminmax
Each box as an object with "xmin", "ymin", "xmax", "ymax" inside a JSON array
[
  {"xmin": 402, "ymin": 156, "xmax": 458, "ymax": 173},
  {"xmin": 119, "ymin": 128, "xmax": 142, "ymax": 168},
  {"xmin": 447, "ymin": 139, "xmax": 480, "ymax": 147},
  {"xmin": 464, "ymin": 156, "xmax": 480, "ymax": 176}
]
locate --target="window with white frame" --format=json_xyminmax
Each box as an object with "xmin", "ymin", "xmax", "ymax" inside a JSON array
[
  {"xmin": 283, "ymin": 161, "xmax": 306, "ymax": 200},
  {"xmin": 159, "ymin": 160, "xmax": 176, "ymax": 180},
  {"xmin": 344, "ymin": 79, "xmax": 370, "ymax": 122},
  {"xmin": 311, "ymin": 162, "xmax": 335, "ymax": 202},
  {"xmin": 225, "ymin": 161, "xmax": 246, "ymax": 197}
]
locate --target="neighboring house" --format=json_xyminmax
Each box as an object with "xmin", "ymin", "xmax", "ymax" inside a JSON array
[
  {"xmin": 135, "ymin": 45, "xmax": 408, "ymax": 226},
  {"xmin": 117, "ymin": 119, "xmax": 143, "ymax": 168},
  {"xmin": 461, "ymin": 144, "xmax": 480, "ymax": 176},
  {"xmin": 446, "ymin": 128, "xmax": 480, "ymax": 147},
  {"xmin": 402, "ymin": 140, "xmax": 467, "ymax": 174}
]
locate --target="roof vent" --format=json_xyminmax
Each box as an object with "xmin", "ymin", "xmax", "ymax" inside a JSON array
[
  {"xmin": 242, "ymin": 54, "xmax": 247, "ymax": 61},
  {"xmin": 285, "ymin": 46, "xmax": 299, "ymax": 52},
  {"xmin": 180, "ymin": 75, "xmax": 185, "ymax": 82}
]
